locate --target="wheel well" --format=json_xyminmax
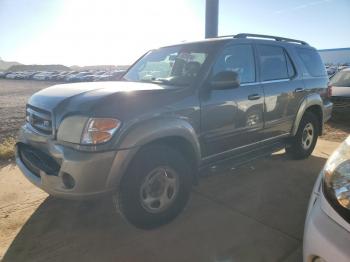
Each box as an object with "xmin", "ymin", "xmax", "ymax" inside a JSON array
[
  {"xmin": 145, "ymin": 136, "xmax": 199, "ymax": 183},
  {"xmin": 305, "ymin": 105, "xmax": 323, "ymax": 135}
]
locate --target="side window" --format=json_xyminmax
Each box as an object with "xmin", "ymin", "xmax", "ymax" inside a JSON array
[
  {"xmin": 257, "ymin": 45, "xmax": 289, "ymax": 81},
  {"xmin": 285, "ymin": 51, "xmax": 296, "ymax": 78},
  {"xmin": 212, "ymin": 45, "xmax": 255, "ymax": 84},
  {"xmin": 296, "ymin": 48, "xmax": 326, "ymax": 77}
]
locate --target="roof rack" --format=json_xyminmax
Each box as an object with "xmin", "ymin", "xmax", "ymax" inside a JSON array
[{"xmin": 233, "ymin": 33, "xmax": 309, "ymax": 45}]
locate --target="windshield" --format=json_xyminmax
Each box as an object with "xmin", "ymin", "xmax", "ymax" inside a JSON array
[
  {"xmin": 330, "ymin": 70, "xmax": 350, "ymax": 87},
  {"xmin": 123, "ymin": 45, "xmax": 209, "ymax": 86}
]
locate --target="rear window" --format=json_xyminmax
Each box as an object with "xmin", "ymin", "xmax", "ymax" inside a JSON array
[{"xmin": 297, "ymin": 48, "xmax": 326, "ymax": 77}]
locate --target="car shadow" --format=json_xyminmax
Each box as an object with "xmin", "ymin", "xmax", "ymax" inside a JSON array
[{"xmin": 3, "ymin": 152, "xmax": 328, "ymax": 262}]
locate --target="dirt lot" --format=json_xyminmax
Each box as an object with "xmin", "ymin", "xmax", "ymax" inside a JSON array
[
  {"xmin": 0, "ymin": 79, "xmax": 54, "ymax": 142},
  {"xmin": 0, "ymin": 79, "xmax": 349, "ymax": 261}
]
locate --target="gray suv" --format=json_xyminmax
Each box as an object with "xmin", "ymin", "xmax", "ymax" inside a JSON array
[{"xmin": 16, "ymin": 34, "xmax": 333, "ymax": 228}]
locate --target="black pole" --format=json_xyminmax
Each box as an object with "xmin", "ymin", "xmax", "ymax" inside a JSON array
[{"xmin": 205, "ymin": 0, "xmax": 219, "ymax": 38}]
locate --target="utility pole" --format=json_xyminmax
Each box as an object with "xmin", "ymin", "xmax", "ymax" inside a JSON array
[{"xmin": 205, "ymin": 0, "xmax": 219, "ymax": 38}]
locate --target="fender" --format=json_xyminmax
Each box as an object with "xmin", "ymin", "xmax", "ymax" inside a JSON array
[
  {"xmin": 106, "ymin": 117, "xmax": 201, "ymax": 188},
  {"xmin": 291, "ymin": 93, "xmax": 323, "ymax": 136}
]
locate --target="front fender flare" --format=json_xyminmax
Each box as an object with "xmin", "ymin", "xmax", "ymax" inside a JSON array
[{"xmin": 106, "ymin": 117, "xmax": 201, "ymax": 188}]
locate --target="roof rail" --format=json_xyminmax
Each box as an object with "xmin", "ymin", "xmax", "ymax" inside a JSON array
[{"xmin": 234, "ymin": 33, "xmax": 309, "ymax": 45}]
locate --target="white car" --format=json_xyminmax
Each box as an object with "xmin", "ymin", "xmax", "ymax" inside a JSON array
[
  {"xmin": 329, "ymin": 68, "xmax": 350, "ymax": 114},
  {"xmin": 304, "ymin": 136, "xmax": 350, "ymax": 262},
  {"xmin": 32, "ymin": 71, "xmax": 51, "ymax": 80}
]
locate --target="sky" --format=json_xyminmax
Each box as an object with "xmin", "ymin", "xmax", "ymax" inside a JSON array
[{"xmin": 0, "ymin": 0, "xmax": 349, "ymax": 66}]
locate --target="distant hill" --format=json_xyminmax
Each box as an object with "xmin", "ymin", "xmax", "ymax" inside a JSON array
[
  {"xmin": 8, "ymin": 64, "xmax": 71, "ymax": 72},
  {"xmin": 70, "ymin": 65, "xmax": 129, "ymax": 71},
  {"xmin": 0, "ymin": 57, "xmax": 21, "ymax": 71},
  {"xmin": 0, "ymin": 57, "xmax": 129, "ymax": 72}
]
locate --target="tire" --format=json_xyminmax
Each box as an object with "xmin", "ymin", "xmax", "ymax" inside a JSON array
[
  {"xmin": 114, "ymin": 144, "xmax": 192, "ymax": 229},
  {"xmin": 286, "ymin": 111, "xmax": 319, "ymax": 159}
]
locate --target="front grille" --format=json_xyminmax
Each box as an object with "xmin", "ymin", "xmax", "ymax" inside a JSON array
[
  {"xmin": 331, "ymin": 96, "xmax": 350, "ymax": 109},
  {"xmin": 26, "ymin": 105, "xmax": 53, "ymax": 135},
  {"xmin": 18, "ymin": 143, "xmax": 60, "ymax": 177}
]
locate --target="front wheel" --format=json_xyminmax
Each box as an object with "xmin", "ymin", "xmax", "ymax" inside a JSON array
[
  {"xmin": 286, "ymin": 111, "xmax": 319, "ymax": 159},
  {"xmin": 114, "ymin": 144, "xmax": 192, "ymax": 229}
]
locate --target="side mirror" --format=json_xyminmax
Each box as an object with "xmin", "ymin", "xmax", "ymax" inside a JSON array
[{"xmin": 210, "ymin": 71, "xmax": 240, "ymax": 89}]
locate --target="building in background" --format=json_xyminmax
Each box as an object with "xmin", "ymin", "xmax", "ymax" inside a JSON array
[{"xmin": 319, "ymin": 48, "xmax": 350, "ymax": 65}]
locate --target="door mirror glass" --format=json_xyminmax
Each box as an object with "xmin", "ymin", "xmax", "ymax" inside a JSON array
[{"xmin": 210, "ymin": 71, "xmax": 240, "ymax": 89}]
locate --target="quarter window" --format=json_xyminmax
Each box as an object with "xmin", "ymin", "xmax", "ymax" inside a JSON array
[
  {"xmin": 296, "ymin": 48, "xmax": 326, "ymax": 77},
  {"xmin": 212, "ymin": 45, "xmax": 255, "ymax": 84},
  {"xmin": 257, "ymin": 45, "xmax": 290, "ymax": 81}
]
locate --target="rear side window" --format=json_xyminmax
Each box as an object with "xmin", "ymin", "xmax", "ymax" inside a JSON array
[
  {"xmin": 296, "ymin": 48, "xmax": 326, "ymax": 77},
  {"xmin": 212, "ymin": 44, "xmax": 255, "ymax": 83},
  {"xmin": 257, "ymin": 45, "xmax": 290, "ymax": 81}
]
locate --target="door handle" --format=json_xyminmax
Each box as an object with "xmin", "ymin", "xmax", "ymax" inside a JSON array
[
  {"xmin": 294, "ymin": 88, "xmax": 305, "ymax": 93},
  {"xmin": 248, "ymin": 94, "xmax": 261, "ymax": 100}
]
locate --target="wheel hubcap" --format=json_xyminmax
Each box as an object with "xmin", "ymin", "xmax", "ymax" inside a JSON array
[
  {"xmin": 140, "ymin": 167, "xmax": 179, "ymax": 213},
  {"xmin": 302, "ymin": 123, "xmax": 314, "ymax": 150}
]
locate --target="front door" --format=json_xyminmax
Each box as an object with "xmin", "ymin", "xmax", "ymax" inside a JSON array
[{"xmin": 200, "ymin": 44, "xmax": 264, "ymax": 158}]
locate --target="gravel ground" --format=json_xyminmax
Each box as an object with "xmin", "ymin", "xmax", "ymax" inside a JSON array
[{"xmin": 0, "ymin": 79, "xmax": 55, "ymax": 142}]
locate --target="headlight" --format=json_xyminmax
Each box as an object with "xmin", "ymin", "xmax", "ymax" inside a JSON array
[
  {"xmin": 323, "ymin": 136, "xmax": 350, "ymax": 219},
  {"xmin": 81, "ymin": 118, "xmax": 121, "ymax": 145}
]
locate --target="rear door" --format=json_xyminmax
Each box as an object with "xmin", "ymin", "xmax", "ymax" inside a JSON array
[
  {"xmin": 200, "ymin": 44, "xmax": 265, "ymax": 158},
  {"xmin": 256, "ymin": 44, "xmax": 305, "ymax": 139}
]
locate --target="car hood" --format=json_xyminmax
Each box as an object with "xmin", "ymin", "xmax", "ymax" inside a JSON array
[
  {"xmin": 29, "ymin": 81, "xmax": 172, "ymax": 111},
  {"xmin": 331, "ymin": 86, "xmax": 350, "ymax": 97}
]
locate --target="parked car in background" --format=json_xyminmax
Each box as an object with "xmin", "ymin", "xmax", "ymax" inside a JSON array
[
  {"xmin": 326, "ymin": 66, "xmax": 337, "ymax": 78},
  {"xmin": 66, "ymin": 71, "xmax": 91, "ymax": 82},
  {"xmin": 79, "ymin": 73, "xmax": 96, "ymax": 82},
  {"xmin": 1, "ymin": 71, "xmax": 12, "ymax": 78},
  {"xmin": 304, "ymin": 135, "xmax": 350, "ymax": 262},
  {"xmin": 32, "ymin": 71, "xmax": 52, "ymax": 81},
  {"xmin": 93, "ymin": 72, "xmax": 112, "ymax": 81},
  {"xmin": 329, "ymin": 68, "xmax": 350, "ymax": 114},
  {"xmin": 55, "ymin": 71, "xmax": 71, "ymax": 81},
  {"xmin": 110, "ymin": 70, "xmax": 126, "ymax": 80},
  {"xmin": 63, "ymin": 71, "xmax": 79, "ymax": 81},
  {"xmin": 5, "ymin": 72, "xmax": 17, "ymax": 79},
  {"xmin": 16, "ymin": 33, "xmax": 332, "ymax": 229}
]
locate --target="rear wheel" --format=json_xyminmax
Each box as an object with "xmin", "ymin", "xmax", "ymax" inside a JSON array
[
  {"xmin": 286, "ymin": 111, "xmax": 319, "ymax": 159},
  {"xmin": 114, "ymin": 144, "xmax": 192, "ymax": 229}
]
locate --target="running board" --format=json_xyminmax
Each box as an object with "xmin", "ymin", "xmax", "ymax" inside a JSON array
[{"xmin": 199, "ymin": 142, "xmax": 286, "ymax": 177}]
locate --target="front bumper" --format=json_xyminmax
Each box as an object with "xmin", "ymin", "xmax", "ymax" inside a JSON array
[
  {"xmin": 303, "ymin": 175, "xmax": 350, "ymax": 262},
  {"xmin": 16, "ymin": 125, "xmax": 137, "ymax": 200}
]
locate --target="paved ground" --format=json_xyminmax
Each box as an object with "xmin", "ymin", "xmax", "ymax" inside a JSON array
[{"xmin": 0, "ymin": 139, "xmax": 340, "ymax": 262}]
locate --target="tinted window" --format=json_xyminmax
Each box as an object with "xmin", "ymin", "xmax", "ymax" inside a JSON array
[
  {"xmin": 212, "ymin": 45, "xmax": 255, "ymax": 83},
  {"xmin": 297, "ymin": 48, "xmax": 326, "ymax": 77},
  {"xmin": 285, "ymin": 52, "xmax": 296, "ymax": 78},
  {"xmin": 257, "ymin": 45, "xmax": 289, "ymax": 81}
]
